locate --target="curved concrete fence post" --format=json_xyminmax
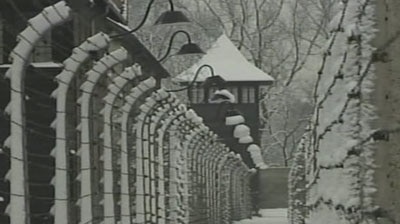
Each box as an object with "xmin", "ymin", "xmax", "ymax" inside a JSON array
[
  {"xmin": 157, "ymin": 110, "xmax": 187, "ymax": 224},
  {"xmin": 143, "ymin": 91, "xmax": 180, "ymax": 224},
  {"xmin": 166, "ymin": 109, "xmax": 204, "ymax": 224},
  {"xmin": 78, "ymin": 47, "xmax": 128, "ymax": 224},
  {"xmin": 4, "ymin": 2, "xmax": 72, "ymax": 223},
  {"xmin": 198, "ymin": 132, "xmax": 214, "ymax": 223},
  {"xmin": 102, "ymin": 64, "xmax": 144, "ymax": 224},
  {"xmin": 136, "ymin": 90, "xmax": 180, "ymax": 223},
  {"xmin": 53, "ymin": 32, "xmax": 110, "ymax": 224},
  {"xmin": 219, "ymin": 152, "xmax": 236, "ymax": 224},
  {"xmin": 157, "ymin": 109, "xmax": 205, "ymax": 223},
  {"xmin": 149, "ymin": 97, "xmax": 188, "ymax": 224},
  {"xmin": 183, "ymin": 126, "xmax": 209, "ymax": 222},
  {"xmin": 120, "ymin": 78, "xmax": 157, "ymax": 223},
  {"xmin": 204, "ymin": 136, "xmax": 222, "ymax": 222},
  {"xmin": 164, "ymin": 113, "xmax": 188, "ymax": 224},
  {"xmin": 211, "ymin": 144, "xmax": 229, "ymax": 222}
]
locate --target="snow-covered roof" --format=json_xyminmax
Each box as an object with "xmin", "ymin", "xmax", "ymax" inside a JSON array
[{"xmin": 176, "ymin": 34, "xmax": 274, "ymax": 83}]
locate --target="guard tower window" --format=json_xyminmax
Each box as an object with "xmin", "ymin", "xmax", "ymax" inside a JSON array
[{"xmin": 241, "ymin": 86, "xmax": 256, "ymax": 103}]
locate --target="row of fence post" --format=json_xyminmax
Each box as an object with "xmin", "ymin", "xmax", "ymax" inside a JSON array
[
  {"xmin": 135, "ymin": 89, "xmax": 255, "ymax": 224},
  {"xmin": 1, "ymin": 2, "xmax": 257, "ymax": 223}
]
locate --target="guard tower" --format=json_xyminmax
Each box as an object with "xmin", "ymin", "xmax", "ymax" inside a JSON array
[{"xmin": 177, "ymin": 34, "xmax": 273, "ymax": 167}]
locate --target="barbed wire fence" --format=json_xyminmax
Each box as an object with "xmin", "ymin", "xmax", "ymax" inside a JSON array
[{"xmin": 289, "ymin": 0, "xmax": 400, "ymax": 223}]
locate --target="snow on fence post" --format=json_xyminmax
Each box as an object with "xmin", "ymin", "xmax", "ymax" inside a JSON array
[
  {"xmin": 168, "ymin": 115, "xmax": 190, "ymax": 223},
  {"xmin": 78, "ymin": 48, "xmax": 128, "ymax": 224},
  {"xmin": 198, "ymin": 136, "xmax": 211, "ymax": 222},
  {"xmin": 216, "ymin": 152, "xmax": 232, "ymax": 224},
  {"xmin": 167, "ymin": 128, "xmax": 181, "ymax": 223},
  {"xmin": 53, "ymin": 32, "xmax": 110, "ymax": 224},
  {"xmin": 306, "ymin": 0, "xmax": 378, "ymax": 223},
  {"xmin": 223, "ymin": 153, "xmax": 237, "ymax": 223},
  {"xmin": 5, "ymin": 2, "xmax": 72, "ymax": 223},
  {"xmin": 184, "ymin": 128, "xmax": 209, "ymax": 222},
  {"xmin": 199, "ymin": 131, "xmax": 221, "ymax": 222},
  {"xmin": 103, "ymin": 64, "xmax": 143, "ymax": 224},
  {"xmin": 213, "ymin": 145, "xmax": 230, "ymax": 222},
  {"xmin": 172, "ymin": 118, "xmax": 190, "ymax": 224},
  {"xmin": 121, "ymin": 78, "xmax": 157, "ymax": 223},
  {"xmin": 135, "ymin": 97, "xmax": 155, "ymax": 223},
  {"xmin": 156, "ymin": 105, "xmax": 207, "ymax": 224},
  {"xmin": 155, "ymin": 107, "xmax": 190, "ymax": 224},
  {"xmin": 187, "ymin": 135, "xmax": 203, "ymax": 220},
  {"xmin": 208, "ymin": 141, "xmax": 217, "ymax": 222},
  {"xmin": 198, "ymin": 132, "xmax": 211, "ymax": 221},
  {"xmin": 185, "ymin": 128, "xmax": 202, "ymax": 219},
  {"xmin": 240, "ymin": 164, "xmax": 250, "ymax": 219},
  {"xmin": 230, "ymin": 155, "xmax": 244, "ymax": 221},
  {"xmin": 146, "ymin": 91, "xmax": 181, "ymax": 223},
  {"xmin": 131, "ymin": 88, "xmax": 257, "ymax": 224},
  {"xmin": 157, "ymin": 110, "xmax": 187, "ymax": 224},
  {"xmin": 166, "ymin": 109, "xmax": 204, "ymax": 224},
  {"xmin": 136, "ymin": 90, "xmax": 180, "ymax": 223},
  {"xmin": 237, "ymin": 166, "xmax": 246, "ymax": 218},
  {"xmin": 245, "ymin": 169, "xmax": 257, "ymax": 218},
  {"xmin": 207, "ymin": 138, "xmax": 224, "ymax": 222},
  {"xmin": 237, "ymin": 163, "xmax": 252, "ymax": 219},
  {"xmin": 288, "ymin": 134, "xmax": 307, "ymax": 224},
  {"xmin": 204, "ymin": 132, "xmax": 216, "ymax": 222},
  {"xmin": 190, "ymin": 128, "xmax": 210, "ymax": 222},
  {"xmin": 226, "ymin": 154, "xmax": 239, "ymax": 222},
  {"xmin": 176, "ymin": 122, "xmax": 209, "ymax": 223},
  {"xmin": 231, "ymin": 159, "xmax": 240, "ymax": 220},
  {"xmin": 161, "ymin": 114, "xmax": 186, "ymax": 223}
]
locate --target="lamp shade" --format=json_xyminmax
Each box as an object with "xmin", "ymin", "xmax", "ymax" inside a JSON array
[
  {"xmin": 176, "ymin": 43, "xmax": 205, "ymax": 55},
  {"xmin": 154, "ymin": 11, "xmax": 191, "ymax": 25}
]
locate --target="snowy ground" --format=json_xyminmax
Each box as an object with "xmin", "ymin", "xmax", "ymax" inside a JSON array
[{"xmin": 234, "ymin": 209, "xmax": 288, "ymax": 224}]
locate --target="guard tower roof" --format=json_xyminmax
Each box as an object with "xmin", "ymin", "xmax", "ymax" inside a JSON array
[{"xmin": 177, "ymin": 34, "xmax": 274, "ymax": 84}]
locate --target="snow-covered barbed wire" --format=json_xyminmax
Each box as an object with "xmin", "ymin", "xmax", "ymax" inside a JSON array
[{"xmin": 303, "ymin": 0, "xmax": 395, "ymax": 223}]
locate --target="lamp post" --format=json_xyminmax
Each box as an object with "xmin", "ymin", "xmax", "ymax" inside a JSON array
[
  {"xmin": 154, "ymin": 0, "xmax": 191, "ymax": 25},
  {"xmin": 166, "ymin": 64, "xmax": 224, "ymax": 93},
  {"xmin": 157, "ymin": 30, "xmax": 205, "ymax": 62},
  {"xmin": 110, "ymin": 0, "xmax": 190, "ymax": 38}
]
